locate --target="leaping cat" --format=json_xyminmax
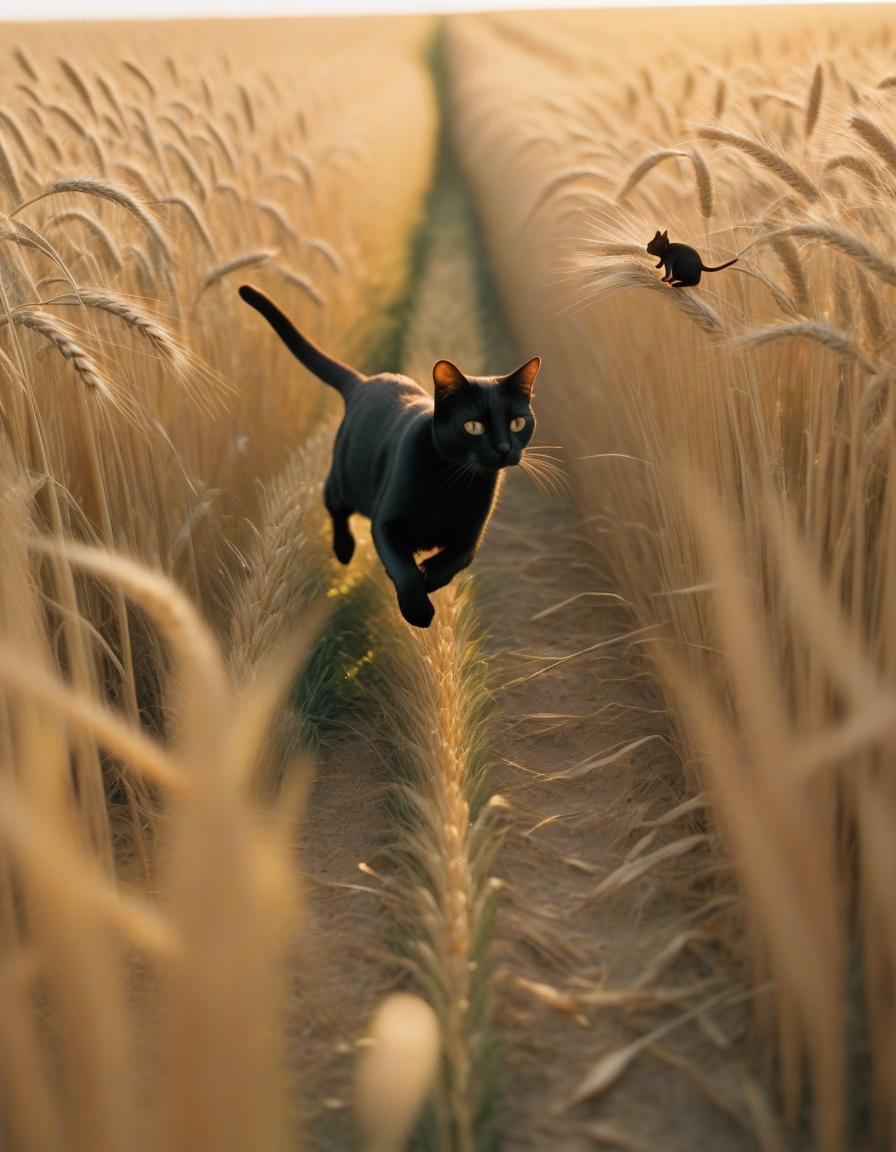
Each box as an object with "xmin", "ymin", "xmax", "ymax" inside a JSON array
[{"xmin": 239, "ymin": 285, "xmax": 541, "ymax": 628}]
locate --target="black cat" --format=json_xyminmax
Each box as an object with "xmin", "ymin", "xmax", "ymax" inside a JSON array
[
  {"xmin": 646, "ymin": 229, "xmax": 737, "ymax": 286},
  {"xmin": 239, "ymin": 285, "xmax": 540, "ymax": 628}
]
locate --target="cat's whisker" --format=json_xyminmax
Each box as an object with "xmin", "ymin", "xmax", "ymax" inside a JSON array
[
  {"xmin": 519, "ymin": 457, "xmax": 559, "ymax": 498},
  {"xmin": 527, "ymin": 461, "xmax": 567, "ymax": 482},
  {"xmin": 520, "ymin": 454, "xmax": 571, "ymax": 499},
  {"xmin": 524, "ymin": 452, "xmax": 566, "ymax": 468},
  {"xmin": 523, "ymin": 450, "xmax": 570, "ymax": 481}
]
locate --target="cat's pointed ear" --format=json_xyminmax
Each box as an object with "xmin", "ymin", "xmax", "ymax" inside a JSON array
[
  {"xmin": 433, "ymin": 360, "xmax": 467, "ymax": 402},
  {"xmin": 662, "ymin": 229, "xmax": 669, "ymax": 241},
  {"xmin": 500, "ymin": 356, "xmax": 541, "ymax": 400}
]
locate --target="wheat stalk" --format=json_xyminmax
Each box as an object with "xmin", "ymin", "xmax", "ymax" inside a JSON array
[
  {"xmin": 759, "ymin": 223, "xmax": 896, "ymax": 291},
  {"xmin": 46, "ymin": 209, "xmax": 124, "ymax": 273},
  {"xmin": 305, "ymin": 237, "xmax": 345, "ymax": 275},
  {"xmin": 851, "ymin": 112, "xmax": 896, "ymax": 176},
  {"xmin": 805, "ymin": 63, "xmax": 824, "ymax": 137},
  {"xmin": 257, "ymin": 199, "xmax": 298, "ymax": 241},
  {"xmin": 7, "ymin": 309, "xmax": 117, "ymax": 399},
  {"xmin": 94, "ymin": 73, "xmax": 129, "ymax": 136},
  {"xmin": 195, "ymin": 249, "xmax": 275, "ymax": 302},
  {"xmin": 714, "ymin": 77, "xmax": 727, "ymax": 117},
  {"xmin": 45, "ymin": 100, "xmax": 92, "ymax": 141},
  {"xmin": 205, "ymin": 118, "xmax": 239, "ymax": 173},
  {"xmin": 58, "ymin": 59, "xmax": 97, "ymax": 119},
  {"xmin": 823, "ymin": 153, "xmax": 882, "ymax": 187},
  {"xmin": 121, "ymin": 58, "xmax": 156, "ymax": 98},
  {"xmin": 160, "ymin": 193, "xmax": 217, "ymax": 257},
  {"xmin": 770, "ymin": 236, "xmax": 810, "ymax": 312},
  {"xmin": 698, "ymin": 125, "xmax": 820, "ymax": 200},
  {"xmin": 11, "ymin": 177, "xmax": 172, "ymax": 269},
  {"xmin": 578, "ymin": 263, "xmax": 726, "ymax": 336},
  {"xmin": 732, "ymin": 320, "xmax": 874, "ymax": 369},
  {"xmin": 617, "ymin": 148, "xmax": 713, "ymax": 217},
  {"xmin": 229, "ymin": 431, "xmax": 333, "ymax": 684},
  {"xmin": 0, "ymin": 645, "xmax": 183, "ymax": 792},
  {"xmin": 48, "ymin": 289, "xmax": 190, "ymax": 373},
  {"xmin": 0, "ymin": 131, "xmax": 24, "ymax": 203},
  {"xmin": 12, "ymin": 45, "xmax": 39, "ymax": 82},
  {"xmin": 163, "ymin": 140, "xmax": 209, "ymax": 201},
  {"xmin": 0, "ymin": 109, "xmax": 36, "ymax": 168},
  {"xmin": 521, "ymin": 167, "xmax": 614, "ymax": 230}
]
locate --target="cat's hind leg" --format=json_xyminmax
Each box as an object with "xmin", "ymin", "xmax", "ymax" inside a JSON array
[{"xmin": 324, "ymin": 475, "xmax": 355, "ymax": 565}]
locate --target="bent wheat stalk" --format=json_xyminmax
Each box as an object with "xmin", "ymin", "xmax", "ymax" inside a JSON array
[{"xmin": 698, "ymin": 125, "xmax": 820, "ymax": 201}]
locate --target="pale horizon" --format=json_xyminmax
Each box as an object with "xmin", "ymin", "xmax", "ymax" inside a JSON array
[{"xmin": 0, "ymin": 0, "xmax": 885, "ymax": 21}]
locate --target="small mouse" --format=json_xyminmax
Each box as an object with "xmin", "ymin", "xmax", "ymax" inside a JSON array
[{"xmin": 646, "ymin": 230, "xmax": 737, "ymax": 287}]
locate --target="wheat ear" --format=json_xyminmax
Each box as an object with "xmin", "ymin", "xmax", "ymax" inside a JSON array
[
  {"xmin": 760, "ymin": 224, "xmax": 896, "ymax": 291},
  {"xmin": 698, "ymin": 126, "xmax": 820, "ymax": 201},
  {"xmin": 731, "ymin": 321, "xmax": 874, "ymax": 369},
  {"xmin": 805, "ymin": 63, "xmax": 824, "ymax": 138},
  {"xmin": 11, "ymin": 178, "xmax": 172, "ymax": 269},
  {"xmin": 195, "ymin": 250, "xmax": 276, "ymax": 303},
  {"xmin": 851, "ymin": 113, "xmax": 896, "ymax": 177},
  {"xmin": 7, "ymin": 310, "xmax": 117, "ymax": 400}
]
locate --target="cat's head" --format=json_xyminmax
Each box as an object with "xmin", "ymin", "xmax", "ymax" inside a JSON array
[
  {"xmin": 430, "ymin": 357, "xmax": 540, "ymax": 470},
  {"xmin": 646, "ymin": 228, "xmax": 669, "ymax": 255}
]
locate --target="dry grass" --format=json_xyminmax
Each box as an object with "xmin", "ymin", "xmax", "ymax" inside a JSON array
[
  {"xmin": 374, "ymin": 586, "xmax": 497, "ymax": 1152},
  {"xmin": 449, "ymin": 7, "xmax": 896, "ymax": 1149}
]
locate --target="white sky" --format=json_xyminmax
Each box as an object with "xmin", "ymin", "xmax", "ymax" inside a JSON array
[{"xmin": 0, "ymin": 0, "xmax": 882, "ymax": 20}]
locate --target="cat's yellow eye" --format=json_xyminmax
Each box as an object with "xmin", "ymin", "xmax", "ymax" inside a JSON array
[
  {"xmin": 509, "ymin": 416, "xmax": 527, "ymax": 433},
  {"xmin": 464, "ymin": 420, "xmax": 485, "ymax": 436}
]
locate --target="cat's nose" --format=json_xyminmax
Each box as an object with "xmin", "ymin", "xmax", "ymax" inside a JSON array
[{"xmin": 496, "ymin": 441, "xmax": 510, "ymax": 458}]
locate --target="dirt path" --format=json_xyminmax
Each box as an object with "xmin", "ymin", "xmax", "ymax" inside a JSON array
[
  {"xmin": 292, "ymin": 71, "xmax": 773, "ymax": 1150},
  {"xmin": 475, "ymin": 479, "xmax": 763, "ymax": 1151}
]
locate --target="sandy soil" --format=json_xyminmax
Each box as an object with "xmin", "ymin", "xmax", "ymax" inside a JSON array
[{"xmin": 476, "ymin": 474, "xmax": 769, "ymax": 1151}]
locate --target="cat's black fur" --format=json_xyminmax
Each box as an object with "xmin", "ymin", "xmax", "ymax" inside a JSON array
[
  {"xmin": 239, "ymin": 285, "xmax": 540, "ymax": 628},
  {"xmin": 646, "ymin": 229, "xmax": 737, "ymax": 286}
]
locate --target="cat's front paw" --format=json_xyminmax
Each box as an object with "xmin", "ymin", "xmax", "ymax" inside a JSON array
[{"xmin": 397, "ymin": 585, "xmax": 435, "ymax": 629}]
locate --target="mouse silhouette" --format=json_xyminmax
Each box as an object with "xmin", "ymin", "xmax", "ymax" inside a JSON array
[{"xmin": 646, "ymin": 230, "xmax": 737, "ymax": 286}]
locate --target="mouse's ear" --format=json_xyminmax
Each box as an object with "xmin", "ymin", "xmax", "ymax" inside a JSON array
[{"xmin": 433, "ymin": 360, "xmax": 467, "ymax": 403}]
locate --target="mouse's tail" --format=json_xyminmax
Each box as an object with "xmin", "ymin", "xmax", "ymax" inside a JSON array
[
  {"xmin": 700, "ymin": 257, "xmax": 738, "ymax": 273},
  {"xmin": 238, "ymin": 284, "xmax": 364, "ymax": 398}
]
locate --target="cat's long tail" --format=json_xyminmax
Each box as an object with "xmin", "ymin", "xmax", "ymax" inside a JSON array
[
  {"xmin": 700, "ymin": 257, "xmax": 738, "ymax": 273},
  {"xmin": 238, "ymin": 285, "xmax": 363, "ymax": 398}
]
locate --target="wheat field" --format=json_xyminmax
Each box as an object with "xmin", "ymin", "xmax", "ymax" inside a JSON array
[{"xmin": 1, "ymin": 7, "xmax": 894, "ymax": 1152}]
